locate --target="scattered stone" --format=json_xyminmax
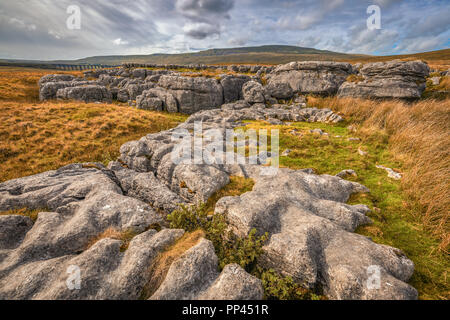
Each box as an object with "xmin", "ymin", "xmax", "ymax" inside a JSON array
[
  {"xmin": 310, "ymin": 128, "xmax": 325, "ymax": 135},
  {"xmin": 337, "ymin": 169, "xmax": 358, "ymax": 178},
  {"xmin": 430, "ymin": 77, "xmax": 441, "ymax": 86},
  {"xmin": 358, "ymin": 148, "xmax": 368, "ymax": 156},
  {"xmin": 281, "ymin": 149, "xmax": 292, "ymax": 157},
  {"xmin": 376, "ymin": 165, "xmax": 402, "ymax": 180},
  {"xmin": 294, "ymin": 95, "xmax": 307, "ymax": 104},
  {"xmin": 267, "ymin": 118, "xmax": 283, "ymax": 125}
]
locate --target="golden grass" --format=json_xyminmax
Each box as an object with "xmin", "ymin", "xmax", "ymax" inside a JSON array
[
  {"xmin": 308, "ymin": 96, "xmax": 450, "ymax": 252},
  {"xmin": 0, "ymin": 207, "xmax": 45, "ymax": 222},
  {"xmin": 0, "ymin": 67, "xmax": 187, "ymax": 182},
  {"xmin": 85, "ymin": 227, "xmax": 139, "ymax": 251},
  {"xmin": 0, "ymin": 67, "xmax": 82, "ymax": 102},
  {"xmin": 205, "ymin": 176, "xmax": 255, "ymax": 214},
  {"xmin": 142, "ymin": 230, "xmax": 205, "ymax": 298}
]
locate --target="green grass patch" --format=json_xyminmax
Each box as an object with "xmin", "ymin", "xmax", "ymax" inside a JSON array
[{"xmin": 238, "ymin": 120, "xmax": 449, "ymax": 300}]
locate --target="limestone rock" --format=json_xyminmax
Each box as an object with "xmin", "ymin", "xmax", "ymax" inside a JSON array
[
  {"xmin": 136, "ymin": 88, "xmax": 178, "ymax": 113},
  {"xmin": 338, "ymin": 60, "xmax": 429, "ymax": 99},
  {"xmin": 220, "ymin": 74, "xmax": 251, "ymax": 103},
  {"xmin": 38, "ymin": 74, "xmax": 75, "ymax": 87},
  {"xmin": 0, "ymin": 229, "xmax": 185, "ymax": 300},
  {"xmin": 242, "ymin": 81, "xmax": 265, "ymax": 104},
  {"xmin": 215, "ymin": 168, "xmax": 417, "ymax": 300},
  {"xmin": 265, "ymin": 81, "xmax": 294, "ymax": 100},
  {"xmin": 150, "ymin": 239, "xmax": 263, "ymax": 300},
  {"xmin": 0, "ymin": 163, "xmax": 163, "ymax": 267},
  {"xmin": 337, "ymin": 169, "xmax": 357, "ymax": 178},
  {"xmin": 0, "ymin": 215, "xmax": 33, "ymax": 249},
  {"xmin": 376, "ymin": 165, "xmax": 402, "ymax": 180},
  {"xmin": 157, "ymin": 75, "xmax": 224, "ymax": 114},
  {"xmin": 56, "ymin": 85, "xmax": 112, "ymax": 103},
  {"xmin": 267, "ymin": 61, "xmax": 353, "ymax": 95}
]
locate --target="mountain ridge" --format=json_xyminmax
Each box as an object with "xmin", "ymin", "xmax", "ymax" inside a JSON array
[{"xmin": 1, "ymin": 45, "xmax": 449, "ymax": 66}]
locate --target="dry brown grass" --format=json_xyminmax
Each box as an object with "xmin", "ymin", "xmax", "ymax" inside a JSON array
[
  {"xmin": 308, "ymin": 96, "xmax": 450, "ymax": 251},
  {"xmin": 142, "ymin": 230, "xmax": 205, "ymax": 298},
  {"xmin": 0, "ymin": 67, "xmax": 82, "ymax": 102},
  {"xmin": 85, "ymin": 227, "xmax": 139, "ymax": 252},
  {"xmin": 0, "ymin": 207, "xmax": 45, "ymax": 222},
  {"xmin": 0, "ymin": 67, "xmax": 187, "ymax": 182}
]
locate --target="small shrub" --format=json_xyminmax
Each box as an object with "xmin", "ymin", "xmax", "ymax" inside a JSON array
[
  {"xmin": 258, "ymin": 268, "xmax": 323, "ymax": 300},
  {"xmin": 167, "ymin": 203, "xmax": 268, "ymax": 271}
]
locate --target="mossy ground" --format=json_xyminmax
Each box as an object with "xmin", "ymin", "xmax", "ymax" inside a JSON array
[{"xmin": 239, "ymin": 120, "xmax": 449, "ymax": 300}]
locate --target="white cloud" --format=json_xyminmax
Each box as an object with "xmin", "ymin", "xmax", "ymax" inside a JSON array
[{"xmin": 113, "ymin": 38, "xmax": 129, "ymax": 46}]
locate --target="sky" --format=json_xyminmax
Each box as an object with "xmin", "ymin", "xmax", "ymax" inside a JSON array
[{"xmin": 0, "ymin": 0, "xmax": 449, "ymax": 60}]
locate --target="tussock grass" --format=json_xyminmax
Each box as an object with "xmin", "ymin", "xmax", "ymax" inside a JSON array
[
  {"xmin": 0, "ymin": 67, "xmax": 81, "ymax": 103},
  {"xmin": 308, "ymin": 96, "xmax": 449, "ymax": 253}
]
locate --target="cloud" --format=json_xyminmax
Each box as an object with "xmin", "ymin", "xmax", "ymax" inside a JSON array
[
  {"xmin": 277, "ymin": 0, "xmax": 344, "ymax": 31},
  {"xmin": 176, "ymin": 0, "xmax": 234, "ymax": 38},
  {"xmin": 113, "ymin": 38, "xmax": 129, "ymax": 46},
  {"xmin": 228, "ymin": 36, "xmax": 249, "ymax": 46},
  {"xmin": 394, "ymin": 36, "xmax": 443, "ymax": 53},
  {"xmin": 0, "ymin": 0, "xmax": 448, "ymax": 60},
  {"xmin": 183, "ymin": 22, "xmax": 220, "ymax": 39},
  {"xmin": 298, "ymin": 36, "xmax": 321, "ymax": 48}
]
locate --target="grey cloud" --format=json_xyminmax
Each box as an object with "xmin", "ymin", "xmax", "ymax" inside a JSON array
[
  {"xmin": 183, "ymin": 22, "xmax": 221, "ymax": 39},
  {"xmin": 0, "ymin": 0, "xmax": 448, "ymax": 60},
  {"xmin": 407, "ymin": 8, "xmax": 450, "ymax": 38},
  {"xmin": 176, "ymin": 0, "xmax": 234, "ymax": 38}
]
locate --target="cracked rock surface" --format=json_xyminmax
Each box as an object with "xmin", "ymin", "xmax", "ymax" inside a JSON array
[
  {"xmin": 1, "ymin": 89, "xmax": 418, "ymax": 299},
  {"xmin": 215, "ymin": 168, "xmax": 417, "ymax": 300}
]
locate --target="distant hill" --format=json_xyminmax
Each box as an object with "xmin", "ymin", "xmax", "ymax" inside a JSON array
[
  {"xmin": 1, "ymin": 45, "xmax": 449, "ymax": 67},
  {"xmin": 62, "ymin": 45, "xmax": 370, "ymax": 65}
]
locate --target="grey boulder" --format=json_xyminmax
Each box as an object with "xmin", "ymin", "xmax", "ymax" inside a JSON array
[
  {"xmin": 338, "ymin": 60, "xmax": 430, "ymax": 99},
  {"xmin": 242, "ymin": 81, "xmax": 265, "ymax": 104},
  {"xmin": 267, "ymin": 61, "xmax": 353, "ymax": 95},
  {"xmin": 56, "ymin": 85, "xmax": 112, "ymax": 103},
  {"xmin": 215, "ymin": 168, "xmax": 417, "ymax": 300},
  {"xmin": 150, "ymin": 238, "xmax": 263, "ymax": 300},
  {"xmin": 157, "ymin": 75, "xmax": 224, "ymax": 114}
]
